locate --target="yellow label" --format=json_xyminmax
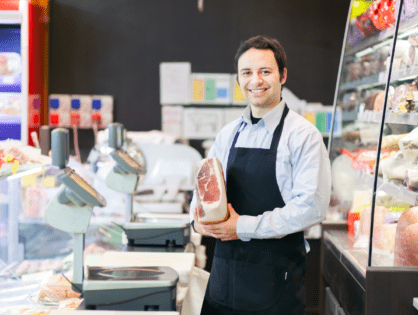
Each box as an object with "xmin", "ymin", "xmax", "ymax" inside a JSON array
[
  {"xmin": 21, "ymin": 174, "xmax": 37, "ymax": 187},
  {"xmin": 303, "ymin": 112, "xmax": 315, "ymax": 125},
  {"xmin": 234, "ymin": 80, "xmax": 245, "ymax": 102},
  {"xmin": 11, "ymin": 160, "xmax": 19, "ymax": 175},
  {"xmin": 193, "ymin": 79, "xmax": 205, "ymax": 101},
  {"xmin": 43, "ymin": 176, "xmax": 56, "ymax": 188}
]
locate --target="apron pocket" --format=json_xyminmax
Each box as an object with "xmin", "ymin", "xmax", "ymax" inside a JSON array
[
  {"xmin": 209, "ymin": 256, "xmax": 231, "ymax": 306},
  {"xmin": 232, "ymin": 260, "xmax": 285, "ymax": 312}
]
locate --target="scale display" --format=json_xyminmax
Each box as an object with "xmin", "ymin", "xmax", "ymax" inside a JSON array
[
  {"xmin": 113, "ymin": 149, "xmax": 145, "ymax": 174},
  {"xmin": 60, "ymin": 167, "xmax": 107, "ymax": 207}
]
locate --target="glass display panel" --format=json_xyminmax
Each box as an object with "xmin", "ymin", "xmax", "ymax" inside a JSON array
[{"xmin": 371, "ymin": 1, "xmax": 418, "ymax": 267}]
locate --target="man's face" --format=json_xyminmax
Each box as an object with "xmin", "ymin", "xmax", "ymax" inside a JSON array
[{"xmin": 237, "ymin": 48, "xmax": 287, "ymax": 109}]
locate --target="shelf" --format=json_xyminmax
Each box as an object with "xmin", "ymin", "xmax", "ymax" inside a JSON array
[
  {"xmin": 357, "ymin": 110, "xmax": 418, "ymax": 125},
  {"xmin": 346, "ymin": 28, "xmax": 395, "ymax": 57},
  {"xmin": 340, "ymin": 74, "xmax": 383, "ymax": 91},
  {"xmin": 342, "ymin": 111, "xmax": 358, "ymax": 122},
  {"xmin": 346, "ymin": 14, "xmax": 418, "ymax": 57},
  {"xmin": 357, "ymin": 171, "xmax": 418, "ymax": 206},
  {"xmin": 357, "ymin": 110, "xmax": 383, "ymax": 123},
  {"xmin": 340, "ymin": 66, "xmax": 418, "ymax": 92}
]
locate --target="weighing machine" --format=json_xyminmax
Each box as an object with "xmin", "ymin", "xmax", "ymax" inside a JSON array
[
  {"xmin": 45, "ymin": 128, "xmax": 179, "ymax": 311},
  {"xmin": 104, "ymin": 123, "xmax": 191, "ymax": 247}
]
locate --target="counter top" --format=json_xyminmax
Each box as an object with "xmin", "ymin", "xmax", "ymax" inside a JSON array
[{"xmin": 324, "ymin": 230, "xmax": 396, "ymax": 290}]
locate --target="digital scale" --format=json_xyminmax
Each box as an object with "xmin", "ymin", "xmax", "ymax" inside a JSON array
[
  {"xmin": 45, "ymin": 128, "xmax": 179, "ymax": 311},
  {"xmin": 104, "ymin": 123, "xmax": 191, "ymax": 247}
]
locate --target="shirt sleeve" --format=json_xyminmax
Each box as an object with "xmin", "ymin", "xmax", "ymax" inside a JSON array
[{"xmin": 236, "ymin": 128, "xmax": 331, "ymax": 240}]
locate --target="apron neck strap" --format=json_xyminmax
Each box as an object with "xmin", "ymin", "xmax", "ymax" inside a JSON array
[
  {"xmin": 230, "ymin": 104, "xmax": 289, "ymax": 150},
  {"xmin": 270, "ymin": 104, "xmax": 289, "ymax": 150}
]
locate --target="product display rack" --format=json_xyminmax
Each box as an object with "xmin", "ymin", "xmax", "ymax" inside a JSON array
[{"xmin": 325, "ymin": 0, "xmax": 418, "ymax": 314}]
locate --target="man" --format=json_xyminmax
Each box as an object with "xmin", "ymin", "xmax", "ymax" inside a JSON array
[{"xmin": 190, "ymin": 35, "xmax": 331, "ymax": 314}]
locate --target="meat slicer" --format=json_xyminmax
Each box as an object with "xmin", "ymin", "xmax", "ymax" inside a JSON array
[{"xmin": 45, "ymin": 128, "xmax": 179, "ymax": 311}]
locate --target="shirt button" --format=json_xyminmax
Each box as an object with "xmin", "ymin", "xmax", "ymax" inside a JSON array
[{"xmin": 251, "ymin": 132, "xmax": 254, "ymax": 136}]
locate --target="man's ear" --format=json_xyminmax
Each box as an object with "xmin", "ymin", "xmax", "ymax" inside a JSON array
[{"xmin": 280, "ymin": 68, "xmax": 287, "ymax": 85}]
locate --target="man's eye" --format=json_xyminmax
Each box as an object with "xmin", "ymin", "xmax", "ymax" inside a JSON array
[
  {"xmin": 241, "ymin": 71, "xmax": 250, "ymax": 76},
  {"xmin": 262, "ymin": 70, "xmax": 271, "ymax": 75}
]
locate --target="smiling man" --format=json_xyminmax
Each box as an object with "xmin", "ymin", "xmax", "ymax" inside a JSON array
[{"xmin": 190, "ymin": 35, "xmax": 331, "ymax": 315}]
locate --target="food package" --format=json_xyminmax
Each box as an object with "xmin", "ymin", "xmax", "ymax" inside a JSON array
[
  {"xmin": 12, "ymin": 308, "xmax": 51, "ymax": 315},
  {"xmin": 378, "ymin": 150, "xmax": 399, "ymax": 176},
  {"xmin": 36, "ymin": 275, "xmax": 81, "ymax": 304},
  {"xmin": 373, "ymin": 88, "xmax": 394, "ymax": 112},
  {"xmin": 58, "ymin": 298, "xmax": 83, "ymax": 310},
  {"xmin": 359, "ymin": 206, "xmax": 391, "ymax": 236},
  {"xmin": 392, "ymin": 85, "xmax": 408, "ymax": 111},
  {"xmin": 382, "ymin": 151, "xmax": 408, "ymax": 183},
  {"xmin": 394, "ymin": 207, "xmax": 418, "ymax": 266},
  {"xmin": 408, "ymin": 36, "xmax": 418, "ymax": 67},
  {"xmin": 406, "ymin": 168, "xmax": 418, "ymax": 191},
  {"xmin": 392, "ymin": 57, "xmax": 403, "ymax": 70},
  {"xmin": 381, "ymin": 134, "xmax": 408, "ymax": 151},
  {"xmin": 399, "ymin": 128, "xmax": 418, "ymax": 160},
  {"xmin": 373, "ymin": 223, "xmax": 397, "ymax": 254},
  {"xmin": 195, "ymin": 157, "xmax": 229, "ymax": 225},
  {"xmin": 347, "ymin": 63, "xmax": 362, "ymax": 82},
  {"xmin": 356, "ymin": 0, "xmax": 395, "ymax": 37},
  {"xmin": 364, "ymin": 92, "xmax": 380, "ymax": 110},
  {"xmin": 342, "ymin": 149, "xmax": 391, "ymax": 173},
  {"xmin": 341, "ymin": 92, "xmax": 358, "ymax": 111}
]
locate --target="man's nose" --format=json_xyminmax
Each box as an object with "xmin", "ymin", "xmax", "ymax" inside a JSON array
[{"xmin": 250, "ymin": 73, "xmax": 263, "ymax": 85}]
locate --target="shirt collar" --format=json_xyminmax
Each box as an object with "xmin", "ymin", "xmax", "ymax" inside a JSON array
[{"xmin": 241, "ymin": 99, "xmax": 286, "ymax": 134}]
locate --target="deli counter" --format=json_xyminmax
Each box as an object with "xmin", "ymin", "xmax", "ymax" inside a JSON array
[{"xmin": 324, "ymin": 0, "xmax": 418, "ymax": 314}]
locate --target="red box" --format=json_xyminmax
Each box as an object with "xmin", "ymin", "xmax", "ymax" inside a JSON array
[
  {"xmin": 49, "ymin": 113, "xmax": 59, "ymax": 125},
  {"xmin": 71, "ymin": 113, "xmax": 80, "ymax": 126},
  {"xmin": 347, "ymin": 210, "xmax": 360, "ymax": 236}
]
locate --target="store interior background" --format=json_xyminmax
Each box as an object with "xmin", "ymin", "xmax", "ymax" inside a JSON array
[{"xmin": 49, "ymin": 0, "xmax": 351, "ymax": 157}]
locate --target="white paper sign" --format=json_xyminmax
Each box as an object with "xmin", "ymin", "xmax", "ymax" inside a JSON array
[
  {"xmin": 160, "ymin": 62, "xmax": 191, "ymax": 104},
  {"xmin": 183, "ymin": 108, "xmax": 223, "ymax": 139},
  {"xmin": 162, "ymin": 105, "xmax": 183, "ymax": 136}
]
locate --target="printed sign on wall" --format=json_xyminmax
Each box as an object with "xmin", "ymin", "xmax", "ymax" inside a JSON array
[
  {"xmin": 183, "ymin": 108, "xmax": 223, "ymax": 139},
  {"xmin": 231, "ymin": 75, "xmax": 247, "ymax": 105},
  {"xmin": 191, "ymin": 73, "xmax": 231, "ymax": 105}
]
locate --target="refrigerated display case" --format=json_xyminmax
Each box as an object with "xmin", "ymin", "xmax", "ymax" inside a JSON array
[{"xmin": 325, "ymin": 0, "xmax": 418, "ymax": 314}]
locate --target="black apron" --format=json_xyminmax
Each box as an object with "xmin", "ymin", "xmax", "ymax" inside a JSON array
[{"xmin": 200, "ymin": 105, "xmax": 306, "ymax": 315}]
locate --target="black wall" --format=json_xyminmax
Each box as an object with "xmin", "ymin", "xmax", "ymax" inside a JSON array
[{"xmin": 49, "ymin": 0, "xmax": 351, "ymax": 132}]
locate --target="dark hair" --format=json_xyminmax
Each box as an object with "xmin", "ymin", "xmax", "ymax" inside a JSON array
[{"xmin": 234, "ymin": 35, "xmax": 287, "ymax": 79}]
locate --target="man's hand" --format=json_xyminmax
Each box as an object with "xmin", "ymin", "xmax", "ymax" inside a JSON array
[
  {"xmin": 193, "ymin": 207, "xmax": 217, "ymax": 238},
  {"xmin": 204, "ymin": 204, "xmax": 240, "ymax": 241}
]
